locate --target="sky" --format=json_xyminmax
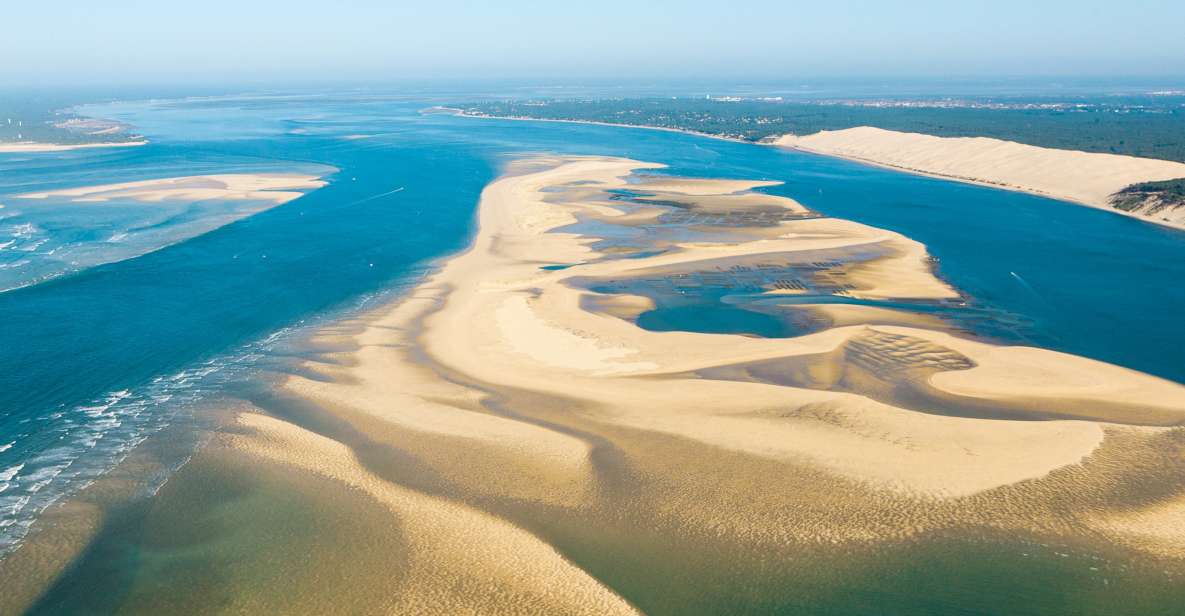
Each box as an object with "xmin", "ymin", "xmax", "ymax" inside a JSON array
[{"xmin": 4, "ymin": 0, "xmax": 1185, "ymax": 85}]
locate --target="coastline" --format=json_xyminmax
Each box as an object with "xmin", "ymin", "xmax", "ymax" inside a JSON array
[{"xmin": 781, "ymin": 140, "xmax": 1185, "ymax": 232}]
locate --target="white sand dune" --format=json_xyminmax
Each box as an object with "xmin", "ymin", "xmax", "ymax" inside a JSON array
[{"xmin": 775, "ymin": 126, "xmax": 1185, "ymax": 229}]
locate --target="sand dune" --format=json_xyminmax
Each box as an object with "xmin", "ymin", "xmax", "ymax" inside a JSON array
[{"xmin": 775, "ymin": 126, "xmax": 1185, "ymax": 229}]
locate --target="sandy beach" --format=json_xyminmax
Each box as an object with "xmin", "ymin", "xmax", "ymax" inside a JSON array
[{"xmin": 775, "ymin": 127, "xmax": 1185, "ymax": 229}]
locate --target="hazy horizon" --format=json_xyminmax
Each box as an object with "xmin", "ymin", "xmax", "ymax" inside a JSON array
[{"xmin": 5, "ymin": 0, "xmax": 1185, "ymax": 86}]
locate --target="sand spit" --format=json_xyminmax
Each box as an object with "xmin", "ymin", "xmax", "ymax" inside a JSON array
[
  {"xmin": 18, "ymin": 173, "xmax": 328, "ymax": 205},
  {"xmin": 775, "ymin": 126, "xmax": 1185, "ymax": 229},
  {"xmin": 0, "ymin": 140, "xmax": 148, "ymax": 153}
]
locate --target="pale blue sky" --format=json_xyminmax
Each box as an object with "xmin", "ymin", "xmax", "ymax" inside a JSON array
[{"xmin": 5, "ymin": 0, "xmax": 1184, "ymax": 83}]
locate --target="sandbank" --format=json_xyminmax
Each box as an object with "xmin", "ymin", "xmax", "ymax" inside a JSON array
[
  {"xmin": 0, "ymin": 140, "xmax": 147, "ymax": 153},
  {"xmin": 264, "ymin": 155, "xmax": 1185, "ymax": 560},
  {"xmin": 18, "ymin": 173, "xmax": 327, "ymax": 205}
]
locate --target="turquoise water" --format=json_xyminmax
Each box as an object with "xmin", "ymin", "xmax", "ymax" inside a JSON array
[{"xmin": 1, "ymin": 91, "xmax": 1184, "ymax": 559}]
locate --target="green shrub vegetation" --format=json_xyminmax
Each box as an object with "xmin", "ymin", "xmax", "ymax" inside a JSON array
[{"xmin": 1111, "ymin": 178, "xmax": 1185, "ymax": 211}]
